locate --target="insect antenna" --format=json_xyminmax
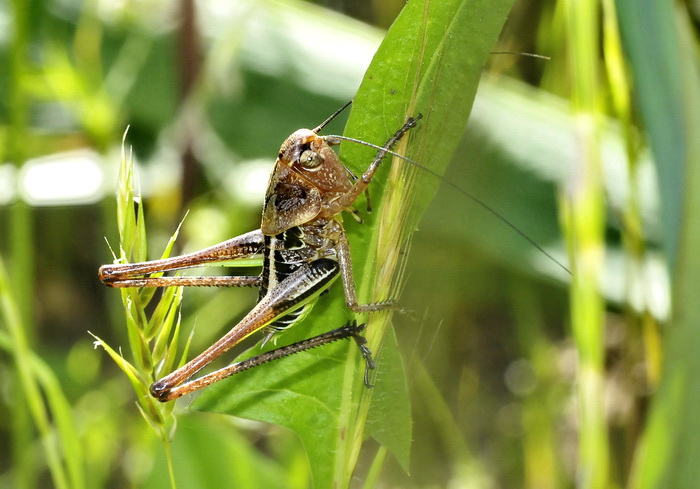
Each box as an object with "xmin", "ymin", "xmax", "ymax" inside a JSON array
[
  {"xmin": 326, "ymin": 133, "xmax": 572, "ymax": 276},
  {"xmin": 313, "ymin": 100, "xmax": 353, "ymax": 133},
  {"xmin": 490, "ymin": 51, "xmax": 551, "ymax": 60}
]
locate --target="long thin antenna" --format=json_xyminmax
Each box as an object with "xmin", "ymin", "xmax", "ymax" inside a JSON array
[
  {"xmin": 313, "ymin": 101, "xmax": 352, "ymax": 133},
  {"xmin": 325, "ymin": 133, "xmax": 572, "ymax": 276},
  {"xmin": 490, "ymin": 51, "xmax": 551, "ymax": 60}
]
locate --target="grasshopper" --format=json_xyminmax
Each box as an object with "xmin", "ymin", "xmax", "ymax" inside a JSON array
[{"xmin": 99, "ymin": 104, "xmax": 421, "ymax": 402}]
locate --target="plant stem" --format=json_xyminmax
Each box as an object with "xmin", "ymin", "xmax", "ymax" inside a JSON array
[{"xmin": 562, "ymin": 0, "xmax": 609, "ymax": 487}]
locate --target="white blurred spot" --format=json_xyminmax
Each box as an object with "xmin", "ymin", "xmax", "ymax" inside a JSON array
[
  {"xmin": 226, "ymin": 159, "xmax": 272, "ymax": 206},
  {"xmin": 19, "ymin": 150, "xmax": 105, "ymax": 206}
]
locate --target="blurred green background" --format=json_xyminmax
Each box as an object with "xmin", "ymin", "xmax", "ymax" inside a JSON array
[{"xmin": 1, "ymin": 0, "xmax": 698, "ymax": 488}]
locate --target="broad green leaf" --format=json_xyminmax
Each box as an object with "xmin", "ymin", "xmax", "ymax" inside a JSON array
[
  {"xmin": 342, "ymin": 0, "xmax": 515, "ymax": 476},
  {"xmin": 144, "ymin": 414, "xmax": 288, "ymax": 489},
  {"xmin": 364, "ymin": 327, "xmax": 411, "ymax": 465},
  {"xmin": 195, "ymin": 0, "xmax": 515, "ymax": 487},
  {"xmin": 614, "ymin": 0, "xmax": 686, "ymax": 270},
  {"xmin": 623, "ymin": 1, "xmax": 700, "ymax": 488}
]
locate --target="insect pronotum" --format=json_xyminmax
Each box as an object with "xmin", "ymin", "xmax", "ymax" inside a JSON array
[{"xmin": 99, "ymin": 103, "xmax": 421, "ymax": 402}]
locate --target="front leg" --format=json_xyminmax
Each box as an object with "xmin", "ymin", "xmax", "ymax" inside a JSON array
[{"xmin": 322, "ymin": 115, "xmax": 421, "ymax": 218}]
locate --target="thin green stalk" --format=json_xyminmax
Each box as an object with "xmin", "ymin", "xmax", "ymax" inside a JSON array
[
  {"xmin": 0, "ymin": 258, "xmax": 86, "ymax": 489},
  {"xmin": 94, "ymin": 136, "xmax": 185, "ymax": 489},
  {"xmin": 7, "ymin": 1, "xmax": 35, "ymax": 487},
  {"xmin": 413, "ymin": 360, "xmax": 492, "ymax": 487},
  {"xmin": 602, "ymin": 0, "xmax": 662, "ymax": 391},
  {"xmin": 361, "ymin": 446, "xmax": 387, "ymax": 489},
  {"xmin": 562, "ymin": 0, "xmax": 608, "ymax": 488},
  {"xmin": 8, "ymin": 0, "xmax": 33, "ymax": 327}
]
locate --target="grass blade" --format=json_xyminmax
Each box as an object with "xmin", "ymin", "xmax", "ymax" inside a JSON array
[{"xmin": 625, "ymin": 3, "xmax": 700, "ymax": 487}]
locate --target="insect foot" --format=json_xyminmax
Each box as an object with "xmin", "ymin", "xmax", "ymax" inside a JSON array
[
  {"xmin": 150, "ymin": 380, "xmax": 172, "ymax": 403},
  {"xmin": 347, "ymin": 322, "xmax": 376, "ymax": 388}
]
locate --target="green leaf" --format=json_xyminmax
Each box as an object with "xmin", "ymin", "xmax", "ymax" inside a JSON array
[
  {"xmin": 623, "ymin": 2, "xmax": 700, "ymax": 488},
  {"xmin": 342, "ymin": 0, "xmax": 516, "ymax": 477},
  {"xmin": 143, "ymin": 414, "xmax": 289, "ymax": 489},
  {"xmin": 364, "ymin": 327, "xmax": 411, "ymax": 468},
  {"xmin": 195, "ymin": 0, "xmax": 515, "ymax": 487},
  {"xmin": 614, "ymin": 0, "xmax": 687, "ymax": 270}
]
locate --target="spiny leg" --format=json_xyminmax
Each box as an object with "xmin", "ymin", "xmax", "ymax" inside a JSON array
[
  {"xmin": 164, "ymin": 321, "xmax": 375, "ymax": 398},
  {"xmin": 102, "ymin": 275, "xmax": 262, "ymax": 289},
  {"xmin": 100, "ymin": 229, "xmax": 265, "ymax": 285},
  {"xmin": 150, "ymin": 258, "xmax": 340, "ymax": 401},
  {"xmin": 349, "ymin": 326, "xmax": 376, "ymax": 387},
  {"xmin": 335, "ymin": 226, "xmax": 397, "ymax": 313}
]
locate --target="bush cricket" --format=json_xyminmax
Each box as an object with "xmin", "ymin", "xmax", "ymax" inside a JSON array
[{"xmin": 100, "ymin": 103, "xmax": 421, "ymax": 402}]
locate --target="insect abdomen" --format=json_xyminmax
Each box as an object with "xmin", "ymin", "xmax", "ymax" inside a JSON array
[{"xmin": 259, "ymin": 228, "xmax": 338, "ymax": 333}]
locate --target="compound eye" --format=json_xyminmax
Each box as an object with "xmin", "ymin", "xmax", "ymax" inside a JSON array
[{"xmin": 299, "ymin": 149, "xmax": 324, "ymax": 169}]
